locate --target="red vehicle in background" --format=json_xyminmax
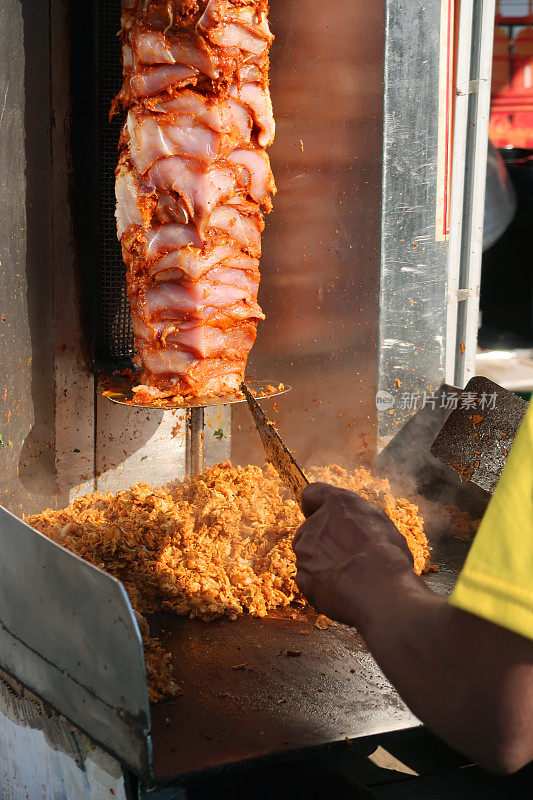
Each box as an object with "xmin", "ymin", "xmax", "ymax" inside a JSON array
[{"xmin": 491, "ymin": 1, "xmax": 533, "ymax": 148}]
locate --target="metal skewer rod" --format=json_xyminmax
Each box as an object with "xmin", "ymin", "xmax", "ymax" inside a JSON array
[
  {"xmin": 186, "ymin": 407, "xmax": 205, "ymax": 476},
  {"xmin": 101, "ymin": 376, "xmax": 291, "ymax": 479}
]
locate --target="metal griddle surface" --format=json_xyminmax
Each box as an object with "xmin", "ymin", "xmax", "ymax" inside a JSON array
[{"xmin": 149, "ymin": 532, "xmax": 469, "ymax": 781}]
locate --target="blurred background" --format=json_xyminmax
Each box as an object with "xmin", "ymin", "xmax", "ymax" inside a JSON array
[{"xmin": 477, "ymin": 0, "xmax": 533, "ymax": 397}]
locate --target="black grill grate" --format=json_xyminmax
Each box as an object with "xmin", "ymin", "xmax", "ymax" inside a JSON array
[{"xmin": 95, "ymin": 1, "xmax": 135, "ymax": 363}]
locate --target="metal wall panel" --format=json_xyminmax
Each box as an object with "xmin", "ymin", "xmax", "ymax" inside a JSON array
[
  {"xmin": 378, "ymin": 0, "xmax": 452, "ymax": 448},
  {"xmin": 232, "ymin": 0, "xmax": 385, "ymax": 471},
  {"xmin": 0, "ymin": 0, "xmax": 96, "ymax": 516},
  {"xmin": 0, "ymin": 0, "xmax": 56, "ymax": 515}
]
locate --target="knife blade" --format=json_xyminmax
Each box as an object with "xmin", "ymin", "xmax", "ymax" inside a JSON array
[{"xmin": 241, "ymin": 383, "xmax": 309, "ymax": 503}]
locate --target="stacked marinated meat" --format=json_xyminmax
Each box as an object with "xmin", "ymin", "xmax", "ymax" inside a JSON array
[{"xmin": 114, "ymin": 0, "xmax": 275, "ymax": 399}]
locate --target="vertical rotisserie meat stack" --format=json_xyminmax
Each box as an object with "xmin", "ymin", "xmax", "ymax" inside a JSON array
[{"xmin": 114, "ymin": 0, "xmax": 275, "ymax": 399}]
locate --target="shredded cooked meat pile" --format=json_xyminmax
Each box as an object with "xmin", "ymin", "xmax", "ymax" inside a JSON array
[
  {"xmin": 26, "ymin": 462, "xmax": 430, "ymax": 701},
  {"xmin": 310, "ymin": 466, "xmax": 431, "ymax": 576}
]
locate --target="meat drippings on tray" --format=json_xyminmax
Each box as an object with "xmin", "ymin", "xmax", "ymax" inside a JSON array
[
  {"xmin": 26, "ymin": 463, "xmax": 430, "ymax": 700},
  {"xmin": 114, "ymin": 0, "xmax": 276, "ymax": 400}
]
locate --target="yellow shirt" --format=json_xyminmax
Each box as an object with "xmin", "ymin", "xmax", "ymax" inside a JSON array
[{"xmin": 450, "ymin": 401, "xmax": 533, "ymax": 641}]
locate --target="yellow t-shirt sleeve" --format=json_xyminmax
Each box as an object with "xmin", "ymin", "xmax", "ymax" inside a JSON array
[{"xmin": 450, "ymin": 401, "xmax": 533, "ymax": 641}]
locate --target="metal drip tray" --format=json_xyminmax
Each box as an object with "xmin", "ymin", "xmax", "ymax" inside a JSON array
[
  {"xmin": 102, "ymin": 376, "xmax": 291, "ymax": 410},
  {"xmin": 148, "ymin": 531, "xmax": 468, "ymax": 781}
]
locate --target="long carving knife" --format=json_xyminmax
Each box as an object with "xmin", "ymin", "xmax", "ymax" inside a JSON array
[{"xmin": 241, "ymin": 384, "xmax": 309, "ymax": 503}]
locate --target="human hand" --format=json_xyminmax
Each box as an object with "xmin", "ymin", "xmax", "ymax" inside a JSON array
[{"xmin": 294, "ymin": 483, "xmax": 415, "ymax": 629}]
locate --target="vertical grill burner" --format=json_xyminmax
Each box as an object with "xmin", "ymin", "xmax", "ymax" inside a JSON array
[{"xmin": 95, "ymin": 1, "xmax": 135, "ymax": 364}]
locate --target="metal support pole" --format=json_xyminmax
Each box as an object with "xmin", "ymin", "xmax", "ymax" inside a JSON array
[
  {"xmin": 447, "ymin": 0, "xmax": 496, "ymax": 387},
  {"xmin": 446, "ymin": 0, "xmax": 475, "ymax": 385},
  {"xmin": 186, "ymin": 407, "xmax": 205, "ymax": 477}
]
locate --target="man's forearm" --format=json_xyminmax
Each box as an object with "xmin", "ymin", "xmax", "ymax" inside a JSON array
[
  {"xmin": 294, "ymin": 483, "xmax": 533, "ymax": 773},
  {"xmin": 351, "ymin": 569, "xmax": 533, "ymax": 773}
]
